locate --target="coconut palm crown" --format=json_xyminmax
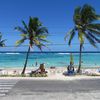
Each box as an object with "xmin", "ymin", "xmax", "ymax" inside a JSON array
[
  {"xmin": 65, "ymin": 4, "xmax": 100, "ymax": 73},
  {"xmin": 15, "ymin": 17, "xmax": 49, "ymax": 74}
]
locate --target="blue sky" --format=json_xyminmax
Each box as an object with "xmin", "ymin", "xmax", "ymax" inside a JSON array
[{"xmin": 0, "ymin": 0, "xmax": 100, "ymax": 51}]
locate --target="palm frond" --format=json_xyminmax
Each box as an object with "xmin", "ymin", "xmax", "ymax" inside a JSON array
[
  {"xmin": 33, "ymin": 39, "xmax": 40, "ymax": 45},
  {"xmin": 0, "ymin": 39, "xmax": 6, "ymax": 43},
  {"xmin": 64, "ymin": 28, "xmax": 75, "ymax": 41},
  {"xmin": 87, "ymin": 28, "xmax": 100, "ymax": 36},
  {"xmin": 96, "ymin": 15, "xmax": 100, "ymax": 20},
  {"xmin": 0, "ymin": 40, "xmax": 5, "ymax": 47},
  {"xmin": 16, "ymin": 38, "xmax": 26, "ymax": 46},
  {"xmin": 84, "ymin": 32, "xmax": 97, "ymax": 47},
  {"xmin": 20, "ymin": 34, "xmax": 28, "ymax": 39},
  {"xmin": 73, "ymin": 6, "xmax": 81, "ymax": 24},
  {"xmin": 38, "ymin": 35, "xmax": 47, "ymax": 39},
  {"xmin": 28, "ymin": 17, "xmax": 41, "ymax": 32},
  {"xmin": 88, "ymin": 32, "xmax": 100, "ymax": 43},
  {"xmin": 36, "ymin": 43, "xmax": 49, "ymax": 51},
  {"xmin": 15, "ymin": 26, "xmax": 27, "ymax": 34},
  {"xmin": 35, "ymin": 41, "xmax": 44, "ymax": 51},
  {"xmin": 81, "ymin": 4, "xmax": 97, "ymax": 23},
  {"xmin": 22, "ymin": 21, "xmax": 29, "ymax": 32},
  {"xmin": 38, "ymin": 39, "xmax": 50, "ymax": 43},
  {"xmin": 36, "ymin": 27, "xmax": 48, "ymax": 36},
  {"xmin": 0, "ymin": 43, "xmax": 5, "ymax": 47},
  {"xmin": 87, "ymin": 24, "xmax": 100, "ymax": 30},
  {"xmin": 68, "ymin": 30, "xmax": 75, "ymax": 46}
]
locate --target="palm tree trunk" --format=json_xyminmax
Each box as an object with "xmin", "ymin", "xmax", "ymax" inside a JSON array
[
  {"xmin": 21, "ymin": 46, "xmax": 30, "ymax": 75},
  {"xmin": 77, "ymin": 43, "xmax": 83, "ymax": 73}
]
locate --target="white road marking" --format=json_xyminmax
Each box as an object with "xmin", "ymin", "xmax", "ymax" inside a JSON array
[
  {"xmin": 0, "ymin": 93, "xmax": 6, "ymax": 96},
  {"xmin": 0, "ymin": 87, "xmax": 12, "ymax": 89},
  {"xmin": 0, "ymin": 85, "xmax": 14, "ymax": 87},
  {"xmin": 0, "ymin": 90, "xmax": 9, "ymax": 93},
  {"xmin": 0, "ymin": 80, "xmax": 18, "ymax": 97},
  {"xmin": 0, "ymin": 83, "xmax": 17, "ymax": 85}
]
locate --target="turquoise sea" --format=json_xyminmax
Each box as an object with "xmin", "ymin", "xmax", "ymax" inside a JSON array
[{"xmin": 0, "ymin": 52, "xmax": 100, "ymax": 68}]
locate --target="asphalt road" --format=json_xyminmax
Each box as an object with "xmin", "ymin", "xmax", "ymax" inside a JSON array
[{"xmin": 0, "ymin": 79, "xmax": 100, "ymax": 100}]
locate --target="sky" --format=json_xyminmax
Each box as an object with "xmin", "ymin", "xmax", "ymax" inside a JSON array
[{"xmin": 0, "ymin": 0, "xmax": 100, "ymax": 52}]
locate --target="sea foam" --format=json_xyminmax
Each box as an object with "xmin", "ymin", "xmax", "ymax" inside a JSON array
[
  {"xmin": 5, "ymin": 53, "xmax": 20, "ymax": 55},
  {"xmin": 58, "ymin": 53, "xmax": 70, "ymax": 55}
]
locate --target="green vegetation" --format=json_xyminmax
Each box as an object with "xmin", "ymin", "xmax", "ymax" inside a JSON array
[
  {"xmin": 0, "ymin": 74, "xmax": 27, "ymax": 77},
  {"xmin": 65, "ymin": 4, "xmax": 100, "ymax": 73},
  {"xmin": 0, "ymin": 73, "xmax": 47, "ymax": 77},
  {"xmin": 15, "ymin": 17, "xmax": 49, "ymax": 75},
  {"xmin": 87, "ymin": 73, "xmax": 100, "ymax": 76},
  {"xmin": 29, "ymin": 73, "xmax": 47, "ymax": 77}
]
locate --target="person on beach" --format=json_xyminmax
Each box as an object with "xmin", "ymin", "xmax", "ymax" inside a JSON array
[
  {"xmin": 67, "ymin": 62, "xmax": 75, "ymax": 75},
  {"xmin": 63, "ymin": 62, "xmax": 75, "ymax": 76},
  {"xmin": 30, "ymin": 63, "xmax": 47, "ymax": 76},
  {"xmin": 39, "ymin": 63, "xmax": 47, "ymax": 74},
  {"xmin": 35, "ymin": 61, "xmax": 38, "ymax": 67},
  {"xmin": 67, "ymin": 53, "xmax": 75, "ymax": 75},
  {"xmin": 35, "ymin": 58, "xmax": 38, "ymax": 67}
]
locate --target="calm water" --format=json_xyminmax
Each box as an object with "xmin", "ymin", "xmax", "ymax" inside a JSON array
[{"xmin": 0, "ymin": 52, "xmax": 100, "ymax": 68}]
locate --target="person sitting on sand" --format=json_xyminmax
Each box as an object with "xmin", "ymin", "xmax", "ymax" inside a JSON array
[
  {"xmin": 30, "ymin": 63, "xmax": 47, "ymax": 75},
  {"xmin": 63, "ymin": 62, "xmax": 75, "ymax": 76},
  {"xmin": 67, "ymin": 62, "xmax": 75, "ymax": 75},
  {"xmin": 39, "ymin": 63, "xmax": 47, "ymax": 74}
]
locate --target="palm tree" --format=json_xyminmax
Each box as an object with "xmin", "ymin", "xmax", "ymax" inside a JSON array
[
  {"xmin": 0, "ymin": 32, "xmax": 6, "ymax": 47},
  {"xmin": 70, "ymin": 53, "xmax": 74, "ymax": 65},
  {"xmin": 15, "ymin": 17, "xmax": 49, "ymax": 75},
  {"xmin": 65, "ymin": 4, "xmax": 100, "ymax": 73}
]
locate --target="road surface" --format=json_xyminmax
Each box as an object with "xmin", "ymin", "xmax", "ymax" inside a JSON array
[{"xmin": 0, "ymin": 79, "xmax": 100, "ymax": 100}]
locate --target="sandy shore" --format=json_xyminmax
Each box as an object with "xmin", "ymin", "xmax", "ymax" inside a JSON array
[
  {"xmin": 0, "ymin": 67, "xmax": 100, "ymax": 80},
  {"xmin": 0, "ymin": 75, "xmax": 100, "ymax": 81}
]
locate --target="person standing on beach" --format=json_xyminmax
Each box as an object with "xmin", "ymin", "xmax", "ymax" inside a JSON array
[
  {"xmin": 35, "ymin": 58, "xmax": 38, "ymax": 67},
  {"xmin": 35, "ymin": 61, "xmax": 38, "ymax": 67}
]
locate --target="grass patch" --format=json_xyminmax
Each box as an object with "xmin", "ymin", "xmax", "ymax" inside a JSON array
[
  {"xmin": 0, "ymin": 73, "xmax": 47, "ymax": 77},
  {"xmin": 0, "ymin": 74, "xmax": 27, "ymax": 77},
  {"xmin": 87, "ymin": 74, "xmax": 100, "ymax": 76},
  {"xmin": 30, "ymin": 73, "xmax": 47, "ymax": 77}
]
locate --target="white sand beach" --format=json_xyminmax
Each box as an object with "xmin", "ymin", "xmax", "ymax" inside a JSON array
[{"xmin": 0, "ymin": 67, "xmax": 100, "ymax": 80}]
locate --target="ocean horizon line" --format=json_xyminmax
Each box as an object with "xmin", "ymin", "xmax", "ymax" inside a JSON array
[{"xmin": 0, "ymin": 51, "xmax": 100, "ymax": 53}]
